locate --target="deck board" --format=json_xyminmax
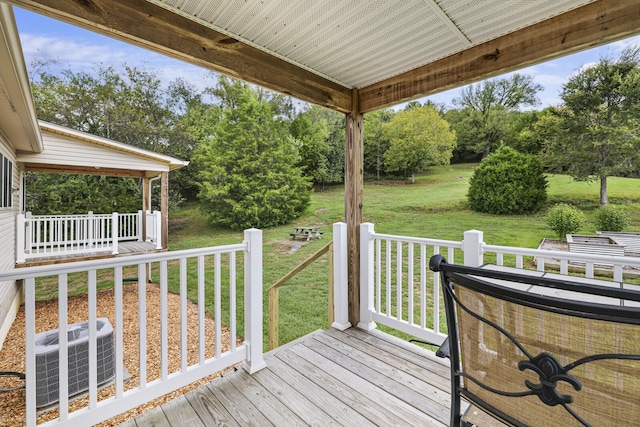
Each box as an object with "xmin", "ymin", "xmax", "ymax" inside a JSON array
[{"xmin": 122, "ymin": 328, "xmax": 452, "ymax": 426}]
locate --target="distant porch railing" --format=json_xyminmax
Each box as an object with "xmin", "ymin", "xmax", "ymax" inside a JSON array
[
  {"xmin": 16, "ymin": 210, "xmax": 162, "ymax": 263},
  {"xmin": 355, "ymin": 223, "xmax": 640, "ymax": 347},
  {"xmin": 0, "ymin": 228, "xmax": 265, "ymax": 427}
]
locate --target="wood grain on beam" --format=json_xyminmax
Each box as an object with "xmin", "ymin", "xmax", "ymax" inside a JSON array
[
  {"xmin": 359, "ymin": 0, "xmax": 640, "ymax": 113},
  {"xmin": 8, "ymin": 0, "xmax": 352, "ymax": 113},
  {"xmin": 24, "ymin": 163, "xmax": 147, "ymax": 177},
  {"xmin": 344, "ymin": 90, "xmax": 363, "ymax": 325}
]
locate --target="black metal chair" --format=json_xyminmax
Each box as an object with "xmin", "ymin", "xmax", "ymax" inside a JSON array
[{"xmin": 429, "ymin": 254, "xmax": 640, "ymax": 427}]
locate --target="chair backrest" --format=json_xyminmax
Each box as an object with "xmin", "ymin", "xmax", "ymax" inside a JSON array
[{"xmin": 429, "ymin": 255, "xmax": 640, "ymax": 427}]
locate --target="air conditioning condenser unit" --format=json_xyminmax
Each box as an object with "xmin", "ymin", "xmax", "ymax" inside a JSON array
[{"xmin": 34, "ymin": 318, "xmax": 115, "ymax": 407}]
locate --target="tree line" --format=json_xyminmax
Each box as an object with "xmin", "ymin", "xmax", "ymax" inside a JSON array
[{"xmin": 27, "ymin": 47, "xmax": 640, "ymax": 228}]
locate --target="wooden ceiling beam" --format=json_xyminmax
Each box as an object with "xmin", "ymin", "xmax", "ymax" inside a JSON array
[
  {"xmin": 359, "ymin": 0, "xmax": 640, "ymax": 113},
  {"xmin": 7, "ymin": 0, "xmax": 353, "ymax": 113},
  {"xmin": 24, "ymin": 163, "xmax": 148, "ymax": 178}
]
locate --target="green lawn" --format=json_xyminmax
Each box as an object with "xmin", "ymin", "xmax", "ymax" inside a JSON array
[{"xmin": 35, "ymin": 165, "xmax": 640, "ymax": 349}]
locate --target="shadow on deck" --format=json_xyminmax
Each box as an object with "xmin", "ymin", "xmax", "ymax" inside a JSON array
[{"xmin": 120, "ymin": 328, "xmax": 453, "ymax": 426}]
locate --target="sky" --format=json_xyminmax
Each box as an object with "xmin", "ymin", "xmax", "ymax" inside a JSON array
[{"xmin": 12, "ymin": 6, "xmax": 640, "ymax": 111}]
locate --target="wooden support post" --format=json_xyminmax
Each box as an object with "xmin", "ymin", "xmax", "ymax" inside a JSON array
[
  {"xmin": 161, "ymin": 172, "xmax": 169, "ymax": 250},
  {"xmin": 142, "ymin": 177, "xmax": 150, "ymax": 242},
  {"xmin": 345, "ymin": 90, "xmax": 364, "ymax": 326},
  {"xmin": 268, "ymin": 287, "xmax": 279, "ymax": 350}
]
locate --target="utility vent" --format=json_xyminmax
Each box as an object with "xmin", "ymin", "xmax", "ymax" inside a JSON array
[{"xmin": 35, "ymin": 318, "xmax": 115, "ymax": 408}]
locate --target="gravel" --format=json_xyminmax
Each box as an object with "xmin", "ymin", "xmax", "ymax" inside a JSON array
[{"xmin": 0, "ymin": 283, "xmax": 238, "ymax": 426}]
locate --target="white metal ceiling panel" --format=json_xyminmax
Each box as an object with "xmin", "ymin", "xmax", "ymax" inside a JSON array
[{"xmin": 148, "ymin": 0, "xmax": 597, "ymax": 89}]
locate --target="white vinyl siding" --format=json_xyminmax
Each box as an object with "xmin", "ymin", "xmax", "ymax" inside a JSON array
[
  {"xmin": 19, "ymin": 130, "xmax": 171, "ymax": 172},
  {"xmin": 0, "ymin": 136, "xmax": 21, "ymax": 347}
]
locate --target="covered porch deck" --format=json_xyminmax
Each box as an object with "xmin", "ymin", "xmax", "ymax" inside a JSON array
[
  {"xmin": 15, "ymin": 240, "xmax": 163, "ymax": 267},
  {"xmin": 120, "ymin": 327, "xmax": 457, "ymax": 427}
]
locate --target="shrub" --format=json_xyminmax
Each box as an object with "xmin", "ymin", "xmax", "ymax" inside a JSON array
[
  {"xmin": 546, "ymin": 203, "xmax": 583, "ymax": 240},
  {"xmin": 467, "ymin": 146, "xmax": 547, "ymax": 215},
  {"xmin": 594, "ymin": 205, "xmax": 628, "ymax": 232}
]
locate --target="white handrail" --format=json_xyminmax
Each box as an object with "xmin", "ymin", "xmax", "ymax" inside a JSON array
[
  {"xmin": 357, "ymin": 225, "xmax": 640, "ymax": 347},
  {"xmin": 4, "ymin": 228, "xmax": 265, "ymax": 427},
  {"xmin": 16, "ymin": 211, "xmax": 151, "ymax": 262}
]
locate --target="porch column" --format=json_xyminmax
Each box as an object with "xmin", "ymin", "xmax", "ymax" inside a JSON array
[
  {"xmin": 345, "ymin": 89, "xmax": 364, "ymax": 326},
  {"xmin": 161, "ymin": 172, "xmax": 169, "ymax": 250},
  {"xmin": 142, "ymin": 177, "xmax": 150, "ymax": 242}
]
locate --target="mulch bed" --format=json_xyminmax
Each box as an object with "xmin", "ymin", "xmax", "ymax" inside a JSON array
[{"xmin": 0, "ymin": 283, "xmax": 239, "ymax": 426}]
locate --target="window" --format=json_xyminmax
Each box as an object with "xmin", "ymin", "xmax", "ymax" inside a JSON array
[{"xmin": 0, "ymin": 153, "xmax": 13, "ymax": 208}]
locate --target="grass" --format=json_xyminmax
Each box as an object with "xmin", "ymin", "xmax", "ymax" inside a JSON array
[{"xmin": 35, "ymin": 164, "xmax": 640, "ymax": 349}]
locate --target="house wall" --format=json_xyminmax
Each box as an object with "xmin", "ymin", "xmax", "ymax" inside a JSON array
[
  {"xmin": 0, "ymin": 134, "xmax": 22, "ymax": 349},
  {"xmin": 20, "ymin": 129, "xmax": 171, "ymax": 172}
]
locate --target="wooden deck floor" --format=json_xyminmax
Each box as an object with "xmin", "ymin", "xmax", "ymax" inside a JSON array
[
  {"xmin": 119, "ymin": 327, "xmax": 454, "ymax": 426},
  {"xmin": 17, "ymin": 241, "xmax": 162, "ymax": 267}
]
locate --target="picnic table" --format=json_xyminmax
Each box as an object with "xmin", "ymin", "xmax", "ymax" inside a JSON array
[{"xmin": 290, "ymin": 226, "xmax": 323, "ymax": 241}]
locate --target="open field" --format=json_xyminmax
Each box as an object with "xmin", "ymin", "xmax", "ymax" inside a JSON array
[{"xmin": 37, "ymin": 164, "xmax": 640, "ymax": 347}]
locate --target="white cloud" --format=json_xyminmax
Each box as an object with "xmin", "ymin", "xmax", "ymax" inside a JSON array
[{"xmin": 20, "ymin": 34, "xmax": 128, "ymax": 69}]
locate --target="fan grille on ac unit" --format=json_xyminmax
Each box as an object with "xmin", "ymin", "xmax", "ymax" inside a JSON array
[{"xmin": 35, "ymin": 318, "xmax": 115, "ymax": 408}]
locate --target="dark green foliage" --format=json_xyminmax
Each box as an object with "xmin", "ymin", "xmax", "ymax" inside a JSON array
[
  {"xmin": 467, "ymin": 146, "xmax": 547, "ymax": 214},
  {"xmin": 546, "ymin": 203, "xmax": 584, "ymax": 240},
  {"xmin": 25, "ymin": 173, "xmax": 140, "ymax": 214},
  {"xmin": 543, "ymin": 48, "xmax": 640, "ymax": 205},
  {"xmin": 593, "ymin": 205, "xmax": 628, "ymax": 232},
  {"xmin": 194, "ymin": 79, "xmax": 311, "ymax": 230},
  {"xmin": 30, "ymin": 63, "xmax": 199, "ymax": 208}
]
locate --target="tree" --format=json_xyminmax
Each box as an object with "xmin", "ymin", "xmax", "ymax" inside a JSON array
[
  {"xmin": 304, "ymin": 105, "xmax": 345, "ymax": 186},
  {"xmin": 29, "ymin": 63, "xmax": 201, "ymax": 209},
  {"xmin": 382, "ymin": 106, "xmax": 456, "ymax": 182},
  {"xmin": 363, "ymin": 109, "xmax": 393, "ymax": 179},
  {"xmin": 194, "ymin": 80, "xmax": 311, "ymax": 230},
  {"xmin": 290, "ymin": 109, "xmax": 331, "ymax": 186},
  {"xmin": 451, "ymin": 74, "xmax": 542, "ymax": 158},
  {"xmin": 543, "ymin": 48, "xmax": 640, "ymax": 205},
  {"xmin": 468, "ymin": 146, "xmax": 547, "ymax": 215}
]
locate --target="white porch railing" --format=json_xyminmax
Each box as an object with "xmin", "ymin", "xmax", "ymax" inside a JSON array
[
  {"xmin": 0, "ymin": 228, "xmax": 265, "ymax": 427},
  {"xmin": 145, "ymin": 210, "xmax": 162, "ymax": 250},
  {"xmin": 16, "ymin": 210, "xmax": 162, "ymax": 263},
  {"xmin": 355, "ymin": 223, "xmax": 640, "ymax": 347}
]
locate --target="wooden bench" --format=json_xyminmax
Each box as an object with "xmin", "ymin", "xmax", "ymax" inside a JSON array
[
  {"xmin": 289, "ymin": 226, "xmax": 323, "ymax": 241},
  {"xmin": 429, "ymin": 255, "xmax": 640, "ymax": 427}
]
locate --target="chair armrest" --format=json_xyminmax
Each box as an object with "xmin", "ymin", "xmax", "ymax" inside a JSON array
[
  {"xmin": 436, "ymin": 336, "xmax": 450, "ymax": 359},
  {"xmin": 408, "ymin": 337, "xmax": 450, "ymax": 359}
]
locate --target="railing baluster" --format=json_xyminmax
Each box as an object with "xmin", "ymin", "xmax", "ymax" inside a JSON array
[
  {"xmin": 431, "ymin": 245, "xmax": 439, "ymax": 333},
  {"xmin": 408, "ymin": 243, "xmax": 414, "ymax": 325},
  {"xmin": 215, "ymin": 253, "xmax": 222, "ymax": 358},
  {"xmin": 160, "ymin": 261, "xmax": 168, "ymax": 380},
  {"xmin": 396, "ymin": 240, "xmax": 402, "ymax": 320},
  {"xmin": 229, "ymin": 252, "xmax": 237, "ymax": 352},
  {"xmin": 385, "ymin": 240, "xmax": 391, "ymax": 317},
  {"xmin": 138, "ymin": 263, "xmax": 147, "ymax": 389},
  {"xmin": 25, "ymin": 277, "xmax": 36, "ymax": 427},
  {"xmin": 421, "ymin": 244, "xmax": 427, "ymax": 330},
  {"xmin": 198, "ymin": 255, "xmax": 205, "ymax": 364},
  {"xmin": 115, "ymin": 266, "xmax": 125, "ymax": 398},
  {"xmin": 375, "ymin": 238, "xmax": 381, "ymax": 313},
  {"xmin": 58, "ymin": 273, "xmax": 69, "ymax": 420},
  {"xmin": 180, "ymin": 257, "xmax": 188, "ymax": 372},
  {"xmin": 88, "ymin": 270, "xmax": 98, "ymax": 409}
]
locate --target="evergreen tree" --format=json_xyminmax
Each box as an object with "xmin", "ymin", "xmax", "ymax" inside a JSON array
[{"xmin": 195, "ymin": 81, "xmax": 311, "ymax": 230}]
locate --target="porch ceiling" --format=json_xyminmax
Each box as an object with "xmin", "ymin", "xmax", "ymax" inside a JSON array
[
  {"xmin": 16, "ymin": 121, "xmax": 189, "ymax": 178},
  {"xmin": 6, "ymin": 0, "xmax": 640, "ymax": 113}
]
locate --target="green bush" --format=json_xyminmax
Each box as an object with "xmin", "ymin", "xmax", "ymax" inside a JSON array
[
  {"xmin": 467, "ymin": 146, "xmax": 548, "ymax": 214},
  {"xmin": 594, "ymin": 205, "xmax": 628, "ymax": 232},
  {"xmin": 546, "ymin": 203, "xmax": 584, "ymax": 240}
]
